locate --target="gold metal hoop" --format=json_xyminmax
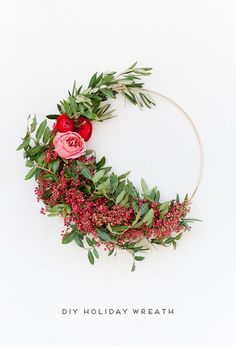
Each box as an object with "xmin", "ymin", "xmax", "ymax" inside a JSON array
[{"xmin": 144, "ymin": 90, "xmax": 204, "ymax": 201}]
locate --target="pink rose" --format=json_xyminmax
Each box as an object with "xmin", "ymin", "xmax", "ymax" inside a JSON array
[{"xmin": 53, "ymin": 131, "xmax": 86, "ymax": 159}]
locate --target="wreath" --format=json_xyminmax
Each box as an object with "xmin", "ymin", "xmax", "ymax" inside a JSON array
[{"xmin": 17, "ymin": 63, "xmax": 200, "ymax": 271}]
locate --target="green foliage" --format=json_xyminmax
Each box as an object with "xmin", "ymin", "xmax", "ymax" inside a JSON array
[
  {"xmin": 25, "ymin": 167, "xmax": 37, "ymax": 180},
  {"xmin": 92, "ymin": 169, "xmax": 105, "ymax": 184},
  {"xmin": 74, "ymin": 234, "xmax": 84, "ymax": 248},
  {"xmin": 62, "ymin": 230, "xmax": 76, "ymax": 244},
  {"xmin": 88, "ymin": 250, "xmax": 94, "ymax": 265},
  {"xmin": 141, "ymin": 178, "xmax": 149, "ymax": 195},
  {"xmin": 142, "ymin": 208, "xmax": 154, "ymax": 226},
  {"xmin": 115, "ymin": 190, "xmax": 126, "ymax": 204},
  {"xmin": 151, "ymin": 232, "xmax": 183, "ymax": 249},
  {"xmin": 76, "ymin": 161, "xmax": 93, "ymax": 180},
  {"xmin": 36, "ymin": 120, "xmax": 47, "ymax": 142},
  {"xmin": 46, "ymin": 114, "xmax": 59, "ymax": 119},
  {"xmin": 96, "ymin": 229, "xmax": 112, "ymax": 242},
  {"xmin": 47, "ymin": 204, "xmax": 71, "ymax": 217},
  {"xmin": 17, "ymin": 115, "xmax": 54, "ymax": 182},
  {"xmin": 57, "ymin": 62, "xmax": 156, "ymax": 122}
]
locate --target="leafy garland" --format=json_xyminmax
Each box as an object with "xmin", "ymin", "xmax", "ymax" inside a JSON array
[{"xmin": 17, "ymin": 63, "xmax": 199, "ymax": 271}]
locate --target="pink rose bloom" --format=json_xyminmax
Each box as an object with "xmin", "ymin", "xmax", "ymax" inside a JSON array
[{"xmin": 53, "ymin": 131, "xmax": 86, "ymax": 159}]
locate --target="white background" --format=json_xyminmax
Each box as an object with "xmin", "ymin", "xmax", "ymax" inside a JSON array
[{"xmin": 0, "ymin": 0, "xmax": 236, "ymax": 346}]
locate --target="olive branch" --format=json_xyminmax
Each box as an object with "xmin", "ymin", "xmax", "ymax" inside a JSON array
[{"xmin": 47, "ymin": 62, "xmax": 156, "ymax": 122}]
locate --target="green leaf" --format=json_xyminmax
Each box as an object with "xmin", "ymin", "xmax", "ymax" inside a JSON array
[
  {"xmin": 71, "ymin": 225, "xmax": 84, "ymax": 237},
  {"xmin": 85, "ymin": 149, "xmax": 94, "ymax": 156},
  {"xmin": 68, "ymin": 96, "xmax": 77, "ymax": 114},
  {"xmin": 131, "ymin": 210, "xmax": 142, "ymax": 227},
  {"xmin": 72, "ymin": 80, "xmax": 77, "ymax": 96},
  {"xmin": 96, "ymin": 179, "xmax": 110, "ymax": 191},
  {"xmin": 150, "ymin": 187, "xmax": 158, "ymax": 201},
  {"xmin": 81, "ymin": 166, "xmax": 93, "ymax": 180},
  {"xmin": 25, "ymin": 167, "xmax": 36, "ymax": 180},
  {"xmin": 36, "ymin": 152, "xmax": 45, "ymax": 165},
  {"xmin": 124, "ymin": 92, "xmax": 137, "ymax": 105},
  {"xmin": 115, "ymin": 190, "xmax": 126, "ymax": 204},
  {"xmin": 184, "ymin": 193, "xmax": 189, "ymax": 201},
  {"xmin": 43, "ymin": 173, "xmax": 57, "ymax": 182},
  {"xmin": 62, "ymin": 230, "xmax": 76, "ymax": 244},
  {"xmin": 100, "ymin": 74, "xmax": 115, "ymax": 86},
  {"xmin": 93, "ymin": 248, "xmax": 99, "ymax": 259},
  {"xmin": 151, "ymin": 239, "xmax": 163, "ymax": 245},
  {"xmin": 35, "ymin": 168, "xmax": 42, "ymax": 180},
  {"xmin": 118, "ymin": 171, "xmax": 131, "ymax": 180},
  {"xmin": 142, "ymin": 208, "xmax": 154, "ymax": 226},
  {"xmin": 88, "ymin": 72, "xmax": 98, "ymax": 88},
  {"xmin": 119, "ymin": 195, "xmax": 129, "ymax": 207},
  {"xmin": 126, "ymin": 180, "xmax": 137, "ymax": 197},
  {"xmin": 84, "ymin": 112, "xmax": 97, "ymax": 120},
  {"xmin": 27, "ymin": 145, "xmax": 44, "ymax": 156},
  {"xmin": 141, "ymin": 178, "xmax": 149, "ymax": 195},
  {"xmin": 77, "ymin": 161, "xmax": 92, "ymax": 180},
  {"xmin": 43, "ymin": 189, "xmax": 52, "ymax": 199},
  {"xmin": 30, "ymin": 115, "xmax": 37, "ymax": 132},
  {"xmin": 101, "ymin": 88, "xmax": 115, "ymax": 98},
  {"xmin": 164, "ymin": 238, "xmax": 173, "ymax": 245},
  {"xmin": 128, "ymin": 62, "xmax": 138, "ymax": 70},
  {"xmin": 140, "ymin": 203, "xmax": 149, "ymax": 217},
  {"xmin": 62, "ymin": 100, "xmax": 72, "ymax": 117},
  {"xmin": 176, "ymin": 194, "xmax": 180, "ymax": 203},
  {"xmin": 48, "ymin": 204, "xmax": 65, "ymax": 212},
  {"xmin": 93, "ymin": 170, "xmax": 105, "ymax": 184},
  {"xmin": 16, "ymin": 136, "xmax": 30, "ymax": 151},
  {"xmin": 107, "ymin": 224, "xmax": 129, "ymax": 234},
  {"xmin": 52, "ymin": 159, "xmax": 60, "ymax": 173},
  {"xmin": 96, "ymin": 229, "xmax": 112, "ymax": 242},
  {"xmin": 183, "ymin": 218, "xmax": 202, "ymax": 222},
  {"xmin": 175, "ymin": 233, "xmax": 182, "ymax": 240},
  {"xmin": 160, "ymin": 208, "xmax": 169, "ymax": 218},
  {"xmin": 181, "ymin": 220, "xmax": 190, "ymax": 230},
  {"xmin": 135, "ymin": 256, "xmax": 145, "ymax": 261},
  {"xmin": 116, "ymin": 181, "xmax": 126, "ymax": 196},
  {"xmin": 74, "ymin": 234, "xmax": 84, "ymax": 248},
  {"xmin": 42, "ymin": 127, "xmax": 51, "ymax": 144},
  {"xmin": 159, "ymin": 202, "xmax": 170, "ymax": 218},
  {"xmin": 46, "ymin": 114, "xmax": 59, "ymax": 119},
  {"xmin": 159, "ymin": 201, "xmax": 170, "ymax": 211},
  {"xmin": 132, "ymin": 200, "xmax": 138, "ymax": 212},
  {"xmin": 94, "ymin": 72, "xmax": 103, "ymax": 86},
  {"xmin": 88, "ymin": 250, "xmax": 95, "ymax": 265},
  {"xmin": 25, "ymin": 159, "xmax": 34, "ymax": 167},
  {"xmin": 86, "ymin": 237, "xmax": 94, "ymax": 247},
  {"xmin": 108, "ymin": 248, "xmax": 115, "ymax": 256},
  {"xmin": 140, "ymin": 94, "xmax": 151, "ymax": 108},
  {"xmin": 110, "ymin": 174, "xmax": 119, "ymax": 193},
  {"xmin": 36, "ymin": 120, "xmax": 47, "ymax": 142},
  {"xmin": 124, "ymin": 242, "xmax": 144, "ymax": 250},
  {"xmin": 155, "ymin": 190, "xmax": 160, "ymax": 202}
]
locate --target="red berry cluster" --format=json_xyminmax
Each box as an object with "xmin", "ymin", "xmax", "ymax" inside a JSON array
[{"xmin": 35, "ymin": 156, "xmax": 189, "ymax": 249}]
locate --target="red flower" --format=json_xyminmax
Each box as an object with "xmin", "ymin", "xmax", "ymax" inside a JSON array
[
  {"xmin": 54, "ymin": 114, "xmax": 74, "ymax": 133},
  {"xmin": 77, "ymin": 116, "xmax": 92, "ymax": 141}
]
